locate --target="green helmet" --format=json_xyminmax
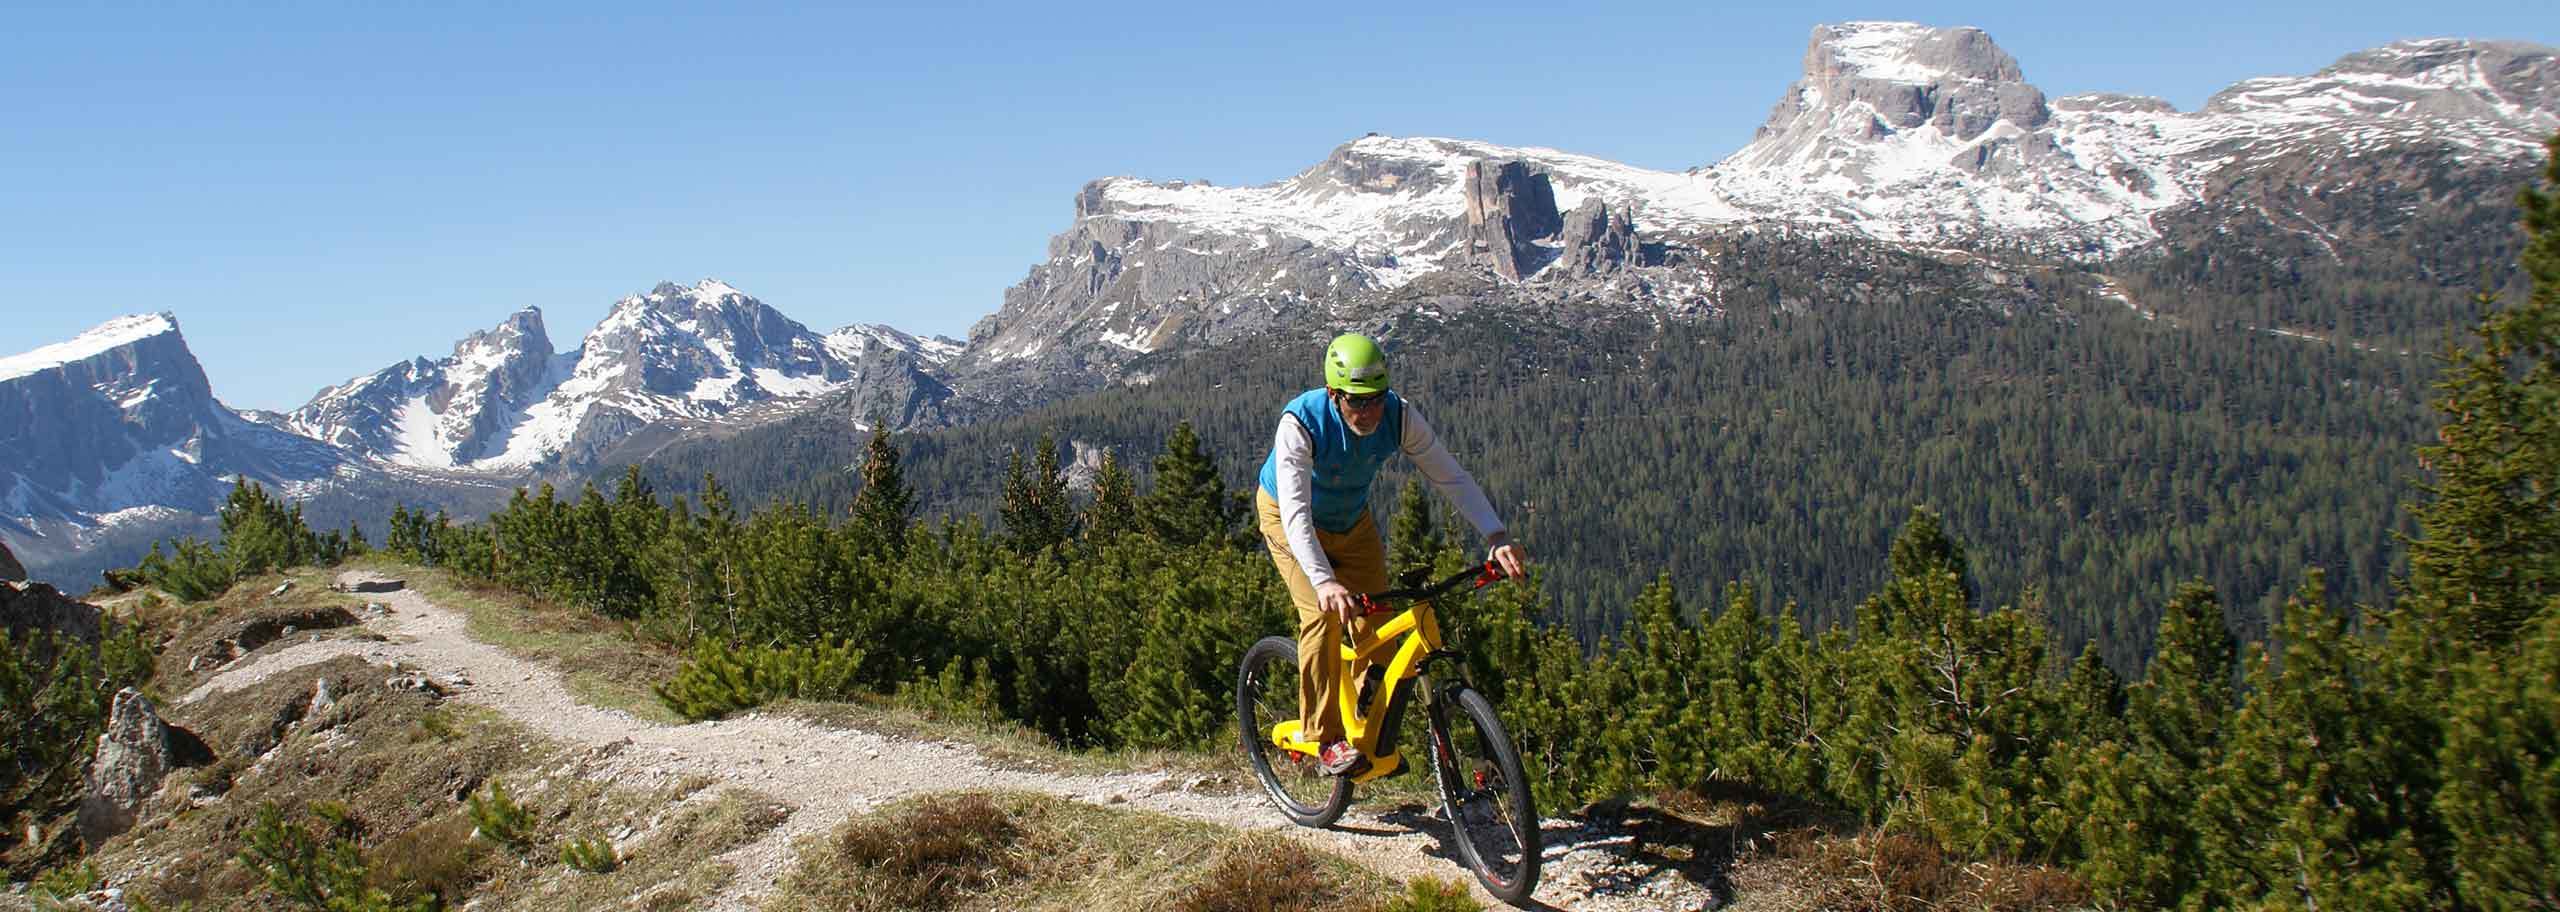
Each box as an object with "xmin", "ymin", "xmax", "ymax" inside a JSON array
[{"xmin": 1323, "ymin": 333, "xmax": 1390, "ymax": 394}]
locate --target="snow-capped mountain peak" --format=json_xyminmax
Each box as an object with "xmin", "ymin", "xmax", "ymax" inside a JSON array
[
  {"xmin": 825, "ymin": 323, "xmax": 963, "ymax": 364},
  {"xmin": 286, "ymin": 306, "xmax": 561, "ymax": 469},
  {"xmin": 295, "ymin": 280, "xmax": 954, "ymax": 472}
]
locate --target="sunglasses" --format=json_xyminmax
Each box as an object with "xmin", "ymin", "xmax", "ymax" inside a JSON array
[{"xmin": 1337, "ymin": 390, "xmax": 1388, "ymax": 409}]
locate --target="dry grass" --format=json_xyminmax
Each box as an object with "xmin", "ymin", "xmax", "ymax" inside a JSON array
[
  {"xmin": 1742, "ymin": 829, "xmax": 2089, "ymax": 912},
  {"xmin": 87, "ymin": 647, "xmax": 788, "ymax": 912},
  {"xmin": 768, "ymin": 791, "xmax": 1399, "ymax": 912},
  {"xmin": 1169, "ymin": 838, "xmax": 1336, "ymax": 912},
  {"xmin": 829, "ymin": 793, "xmax": 1033, "ymax": 910},
  {"xmin": 149, "ymin": 568, "xmax": 377, "ymax": 695}
]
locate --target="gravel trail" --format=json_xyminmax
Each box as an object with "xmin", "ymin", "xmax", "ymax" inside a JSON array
[{"xmin": 180, "ymin": 571, "xmax": 1715, "ymax": 911}]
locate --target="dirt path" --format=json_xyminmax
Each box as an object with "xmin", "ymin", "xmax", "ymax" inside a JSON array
[{"xmin": 181, "ymin": 571, "xmax": 1715, "ymax": 911}]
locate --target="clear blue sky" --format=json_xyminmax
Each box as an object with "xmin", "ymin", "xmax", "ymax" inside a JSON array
[{"xmin": 4, "ymin": 1, "xmax": 2546, "ymax": 411}]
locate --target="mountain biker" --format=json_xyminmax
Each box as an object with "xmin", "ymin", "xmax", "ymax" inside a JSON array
[{"xmin": 1256, "ymin": 332, "xmax": 1528, "ymax": 776}]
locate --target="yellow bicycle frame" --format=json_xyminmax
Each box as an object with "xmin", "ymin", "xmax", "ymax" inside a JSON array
[{"xmin": 1268, "ymin": 597, "xmax": 1445, "ymax": 784}]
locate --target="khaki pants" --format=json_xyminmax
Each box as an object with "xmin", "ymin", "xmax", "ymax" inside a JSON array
[{"xmin": 1256, "ymin": 491, "xmax": 1389, "ymax": 746}]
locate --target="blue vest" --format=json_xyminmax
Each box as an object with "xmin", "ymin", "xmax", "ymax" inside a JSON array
[{"xmin": 1258, "ymin": 388, "xmax": 1404, "ymax": 534}]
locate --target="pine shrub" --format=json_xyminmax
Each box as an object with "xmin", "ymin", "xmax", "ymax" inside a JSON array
[
  {"xmin": 465, "ymin": 779, "xmax": 535, "ymax": 855},
  {"xmin": 1383, "ymin": 877, "xmax": 1484, "ymax": 912},
  {"xmin": 559, "ymin": 834, "xmax": 620, "ymax": 874},
  {"xmin": 238, "ymin": 802, "xmax": 435, "ymax": 912},
  {"xmin": 2437, "ymin": 610, "xmax": 2560, "ymax": 910},
  {"xmin": 654, "ymin": 637, "xmax": 869, "ymax": 721}
]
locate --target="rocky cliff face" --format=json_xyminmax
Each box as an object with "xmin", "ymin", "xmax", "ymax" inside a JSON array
[
  {"xmin": 0, "ymin": 314, "xmax": 341, "ymax": 527},
  {"xmin": 0, "ymin": 314, "xmax": 347, "ymax": 588},
  {"xmin": 1463, "ymin": 160, "xmax": 1564, "ymax": 281}
]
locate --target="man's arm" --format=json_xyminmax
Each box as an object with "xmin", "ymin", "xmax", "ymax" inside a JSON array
[
  {"xmin": 1402, "ymin": 402, "xmax": 1529, "ymax": 580},
  {"xmin": 1399, "ymin": 402, "xmax": 1504, "ymax": 542}
]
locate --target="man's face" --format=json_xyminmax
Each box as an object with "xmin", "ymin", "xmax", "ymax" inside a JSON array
[{"xmin": 1333, "ymin": 389, "xmax": 1387, "ymax": 436}]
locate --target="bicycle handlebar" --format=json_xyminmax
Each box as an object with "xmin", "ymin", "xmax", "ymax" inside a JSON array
[{"xmin": 1350, "ymin": 560, "xmax": 1509, "ymax": 616}]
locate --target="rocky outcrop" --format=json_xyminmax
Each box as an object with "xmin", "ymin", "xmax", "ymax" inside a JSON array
[
  {"xmin": 1556, "ymin": 199, "xmax": 1639, "ymax": 276},
  {"xmin": 0, "ymin": 537, "xmax": 23, "ymax": 582},
  {"xmin": 1749, "ymin": 21, "xmax": 2049, "ymax": 154},
  {"xmin": 2, "ymin": 580, "xmax": 104, "ymax": 655},
  {"xmin": 1464, "ymin": 160, "xmax": 1563, "ymax": 281},
  {"xmin": 76, "ymin": 689, "xmax": 214, "ymax": 846}
]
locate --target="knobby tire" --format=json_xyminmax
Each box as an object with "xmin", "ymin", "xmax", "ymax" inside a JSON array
[
  {"xmin": 1432, "ymin": 686, "xmax": 1541, "ymax": 904},
  {"xmin": 1236, "ymin": 635, "xmax": 1352, "ymax": 827}
]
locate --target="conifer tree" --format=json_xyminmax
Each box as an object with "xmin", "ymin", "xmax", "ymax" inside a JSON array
[
  {"xmin": 2128, "ymin": 581, "xmax": 2236, "ymax": 773},
  {"xmin": 2062, "ymin": 583, "xmax": 2230, "ymax": 908},
  {"xmin": 1389, "ymin": 478, "xmax": 1444, "ymax": 579},
  {"xmin": 2196, "ymin": 573, "xmax": 2436, "ymax": 908},
  {"xmin": 1142, "ymin": 421, "xmax": 1240, "ymax": 547},
  {"xmin": 2055, "ymin": 643, "xmax": 2124, "ymax": 742},
  {"xmin": 1863, "ymin": 505, "xmax": 1976, "ymax": 641},
  {"xmin": 2404, "ymin": 135, "xmax": 2560, "ymax": 649},
  {"xmin": 1599, "ymin": 573, "xmax": 1696, "ymax": 794},
  {"xmin": 998, "ymin": 433, "xmax": 1075, "ymax": 553},
  {"xmin": 849, "ymin": 423, "xmax": 917, "ymax": 559},
  {"xmin": 1083, "ymin": 449, "xmax": 1141, "ymax": 542},
  {"xmin": 2437, "ymin": 610, "xmax": 2560, "ymax": 910}
]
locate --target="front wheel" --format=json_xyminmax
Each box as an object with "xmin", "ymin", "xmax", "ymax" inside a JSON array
[
  {"xmin": 1430, "ymin": 686, "xmax": 1541, "ymax": 904},
  {"xmin": 1236, "ymin": 635, "xmax": 1351, "ymax": 827}
]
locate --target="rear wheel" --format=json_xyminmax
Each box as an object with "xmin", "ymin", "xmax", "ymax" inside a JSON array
[
  {"xmin": 1236, "ymin": 635, "xmax": 1351, "ymax": 827},
  {"xmin": 1430, "ymin": 686, "xmax": 1541, "ymax": 904}
]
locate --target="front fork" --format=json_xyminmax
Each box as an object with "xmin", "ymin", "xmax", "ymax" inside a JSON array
[
  {"xmin": 1357, "ymin": 666, "xmax": 1452, "ymax": 784},
  {"xmin": 1415, "ymin": 657, "xmax": 1472, "ymax": 799}
]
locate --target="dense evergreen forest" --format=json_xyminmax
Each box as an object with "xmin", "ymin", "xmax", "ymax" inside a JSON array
[{"xmin": 636, "ymin": 236, "xmax": 2463, "ymax": 673}]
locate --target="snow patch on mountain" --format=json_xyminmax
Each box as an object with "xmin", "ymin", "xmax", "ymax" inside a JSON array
[{"xmin": 0, "ymin": 313, "xmax": 178, "ymax": 381}]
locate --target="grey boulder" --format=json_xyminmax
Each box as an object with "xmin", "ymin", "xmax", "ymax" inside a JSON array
[{"xmin": 77, "ymin": 688, "xmax": 215, "ymax": 846}]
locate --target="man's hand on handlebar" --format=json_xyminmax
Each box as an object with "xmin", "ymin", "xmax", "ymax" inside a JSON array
[
  {"xmin": 1316, "ymin": 580, "xmax": 1362, "ymax": 623},
  {"xmin": 1486, "ymin": 531, "xmax": 1528, "ymax": 583}
]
